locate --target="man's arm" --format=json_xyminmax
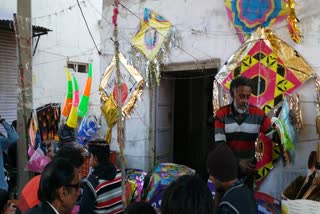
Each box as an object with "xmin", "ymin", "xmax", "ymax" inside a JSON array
[
  {"xmin": 214, "ymin": 114, "xmax": 226, "ymax": 144},
  {"xmin": 260, "ymin": 114, "xmax": 273, "ymax": 138},
  {"xmin": 0, "ymin": 119, "xmax": 19, "ymax": 150}
]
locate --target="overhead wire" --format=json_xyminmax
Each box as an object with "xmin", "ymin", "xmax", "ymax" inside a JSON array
[{"xmin": 76, "ymin": 0, "xmax": 101, "ymax": 55}]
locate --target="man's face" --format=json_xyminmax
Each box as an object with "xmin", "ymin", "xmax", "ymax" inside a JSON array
[
  {"xmin": 89, "ymin": 154, "xmax": 98, "ymax": 168},
  {"xmin": 61, "ymin": 169, "xmax": 81, "ymax": 213},
  {"xmin": 209, "ymin": 175, "xmax": 225, "ymax": 193},
  {"xmin": 233, "ymin": 85, "xmax": 251, "ymax": 113}
]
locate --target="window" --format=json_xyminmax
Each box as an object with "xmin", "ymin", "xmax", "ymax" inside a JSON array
[{"xmin": 67, "ymin": 61, "xmax": 89, "ymax": 73}]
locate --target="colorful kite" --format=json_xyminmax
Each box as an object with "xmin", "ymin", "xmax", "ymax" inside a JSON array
[
  {"xmin": 77, "ymin": 63, "xmax": 92, "ymax": 117},
  {"xmin": 129, "ymin": 8, "xmax": 179, "ymax": 85},
  {"xmin": 145, "ymin": 163, "xmax": 195, "ymax": 208},
  {"xmin": 100, "ymin": 53, "xmax": 144, "ymax": 144},
  {"xmin": 224, "ymin": 0, "xmax": 301, "ymax": 43},
  {"xmin": 66, "ymin": 76, "xmax": 79, "ymax": 128},
  {"xmin": 216, "ymin": 27, "xmax": 313, "ymax": 113},
  {"xmin": 131, "ymin": 8, "xmax": 171, "ymax": 61},
  {"xmin": 100, "ymin": 53, "xmax": 144, "ymax": 117},
  {"xmin": 272, "ymin": 97, "xmax": 297, "ymax": 163},
  {"xmin": 255, "ymin": 133, "xmax": 281, "ymax": 188},
  {"xmin": 61, "ymin": 68, "xmax": 73, "ymax": 117}
]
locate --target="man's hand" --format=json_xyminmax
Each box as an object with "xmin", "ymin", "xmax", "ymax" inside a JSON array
[{"xmin": 239, "ymin": 159, "xmax": 256, "ymax": 175}]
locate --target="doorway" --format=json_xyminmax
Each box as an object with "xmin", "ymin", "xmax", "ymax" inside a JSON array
[{"xmin": 162, "ymin": 69, "xmax": 216, "ymax": 178}]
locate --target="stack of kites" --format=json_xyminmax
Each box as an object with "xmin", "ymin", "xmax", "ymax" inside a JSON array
[
  {"xmin": 60, "ymin": 64, "xmax": 99, "ymax": 145},
  {"xmin": 125, "ymin": 169, "xmax": 147, "ymax": 205},
  {"xmin": 145, "ymin": 163, "xmax": 195, "ymax": 208}
]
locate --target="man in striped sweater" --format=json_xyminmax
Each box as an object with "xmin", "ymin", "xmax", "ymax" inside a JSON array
[
  {"xmin": 214, "ymin": 76, "xmax": 274, "ymax": 189},
  {"xmin": 79, "ymin": 140, "xmax": 123, "ymax": 214}
]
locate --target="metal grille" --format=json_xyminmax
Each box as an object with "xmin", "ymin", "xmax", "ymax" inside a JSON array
[{"xmin": 0, "ymin": 31, "xmax": 18, "ymax": 134}]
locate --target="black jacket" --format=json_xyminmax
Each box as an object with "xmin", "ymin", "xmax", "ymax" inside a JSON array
[
  {"xmin": 218, "ymin": 180, "xmax": 258, "ymax": 214},
  {"xmin": 24, "ymin": 201, "xmax": 57, "ymax": 214}
]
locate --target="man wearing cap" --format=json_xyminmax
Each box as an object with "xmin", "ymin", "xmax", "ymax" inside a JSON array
[
  {"xmin": 207, "ymin": 143, "xmax": 257, "ymax": 214},
  {"xmin": 214, "ymin": 76, "xmax": 275, "ymax": 188}
]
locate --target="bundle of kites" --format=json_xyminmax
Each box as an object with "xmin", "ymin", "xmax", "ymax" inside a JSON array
[
  {"xmin": 99, "ymin": 8, "xmax": 179, "ymax": 145},
  {"xmin": 26, "ymin": 64, "xmax": 100, "ymax": 172},
  {"xmin": 213, "ymin": 0, "xmax": 314, "ymax": 188},
  {"xmin": 60, "ymin": 63, "xmax": 100, "ymax": 146}
]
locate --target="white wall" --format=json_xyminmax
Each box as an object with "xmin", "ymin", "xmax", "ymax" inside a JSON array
[
  {"xmin": 31, "ymin": 0, "xmax": 102, "ymax": 117},
  {"xmin": 101, "ymin": 0, "xmax": 320, "ymax": 199}
]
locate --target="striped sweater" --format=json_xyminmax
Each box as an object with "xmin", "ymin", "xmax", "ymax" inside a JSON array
[
  {"xmin": 82, "ymin": 167, "xmax": 123, "ymax": 214},
  {"xmin": 214, "ymin": 104, "xmax": 272, "ymax": 159}
]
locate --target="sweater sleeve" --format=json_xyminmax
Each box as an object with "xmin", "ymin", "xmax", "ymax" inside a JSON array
[{"xmin": 214, "ymin": 113, "xmax": 226, "ymax": 144}]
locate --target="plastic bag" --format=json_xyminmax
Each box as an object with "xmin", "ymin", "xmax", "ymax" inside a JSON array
[
  {"xmin": 77, "ymin": 114, "xmax": 100, "ymax": 145},
  {"xmin": 26, "ymin": 147, "xmax": 51, "ymax": 173}
]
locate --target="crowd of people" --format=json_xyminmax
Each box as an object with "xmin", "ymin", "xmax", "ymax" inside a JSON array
[{"xmin": 0, "ymin": 76, "xmax": 278, "ymax": 214}]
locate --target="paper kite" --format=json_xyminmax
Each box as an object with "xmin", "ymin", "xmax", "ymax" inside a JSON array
[
  {"xmin": 216, "ymin": 27, "xmax": 313, "ymax": 113},
  {"xmin": 224, "ymin": 0, "xmax": 301, "ymax": 43},
  {"xmin": 128, "ymin": 8, "xmax": 178, "ymax": 86},
  {"xmin": 99, "ymin": 53, "xmax": 144, "ymax": 117},
  {"xmin": 131, "ymin": 8, "xmax": 171, "ymax": 61}
]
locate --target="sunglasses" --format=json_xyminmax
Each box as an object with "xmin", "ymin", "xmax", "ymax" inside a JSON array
[{"xmin": 64, "ymin": 183, "xmax": 80, "ymax": 190}]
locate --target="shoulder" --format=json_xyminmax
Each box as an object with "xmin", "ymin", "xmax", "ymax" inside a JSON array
[
  {"xmin": 218, "ymin": 201, "xmax": 239, "ymax": 214},
  {"xmin": 223, "ymin": 183, "xmax": 255, "ymax": 204},
  {"xmin": 25, "ymin": 202, "xmax": 55, "ymax": 214},
  {"xmin": 248, "ymin": 105, "xmax": 265, "ymax": 115},
  {"xmin": 216, "ymin": 105, "xmax": 232, "ymax": 117}
]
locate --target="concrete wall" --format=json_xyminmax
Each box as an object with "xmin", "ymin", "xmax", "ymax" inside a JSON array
[
  {"xmin": 31, "ymin": 0, "xmax": 102, "ymax": 117},
  {"xmin": 101, "ymin": 0, "xmax": 320, "ymax": 199}
]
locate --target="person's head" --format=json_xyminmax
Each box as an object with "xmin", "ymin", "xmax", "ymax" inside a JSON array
[
  {"xmin": 38, "ymin": 158, "xmax": 80, "ymax": 213},
  {"xmin": 125, "ymin": 201, "xmax": 156, "ymax": 214},
  {"xmin": 88, "ymin": 139, "xmax": 110, "ymax": 168},
  {"xmin": 207, "ymin": 144, "xmax": 238, "ymax": 192},
  {"xmin": 0, "ymin": 189, "xmax": 9, "ymax": 214},
  {"xmin": 54, "ymin": 146, "xmax": 84, "ymax": 175},
  {"xmin": 230, "ymin": 76, "xmax": 253, "ymax": 114},
  {"xmin": 59, "ymin": 123, "xmax": 76, "ymax": 143},
  {"xmin": 161, "ymin": 174, "xmax": 214, "ymax": 214},
  {"xmin": 54, "ymin": 146, "xmax": 84, "ymax": 168}
]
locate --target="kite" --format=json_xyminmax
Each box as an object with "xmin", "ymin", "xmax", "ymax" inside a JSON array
[
  {"xmin": 216, "ymin": 27, "xmax": 312, "ymax": 113},
  {"xmin": 145, "ymin": 163, "xmax": 195, "ymax": 208},
  {"xmin": 61, "ymin": 68, "xmax": 73, "ymax": 117},
  {"xmin": 224, "ymin": 0, "xmax": 302, "ymax": 43},
  {"xmin": 131, "ymin": 8, "xmax": 171, "ymax": 61},
  {"xmin": 99, "ymin": 53, "xmax": 144, "ymax": 144},
  {"xmin": 77, "ymin": 63, "xmax": 93, "ymax": 117},
  {"xmin": 255, "ymin": 133, "xmax": 281, "ymax": 188},
  {"xmin": 100, "ymin": 53, "xmax": 144, "ymax": 117},
  {"xmin": 66, "ymin": 76, "xmax": 79, "ymax": 128},
  {"xmin": 128, "ymin": 8, "xmax": 179, "ymax": 85}
]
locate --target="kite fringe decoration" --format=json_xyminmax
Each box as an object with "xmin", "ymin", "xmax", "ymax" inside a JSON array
[
  {"xmin": 127, "ymin": 9, "xmax": 180, "ymax": 87},
  {"xmin": 314, "ymin": 76, "xmax": 320, "ymax": 137},
  {"xmin": 212, "ymin": 80, "xmax": 220, "ymax": 117},
  {"xmin": 287, "ymin": 94, "xmax": 303, "ymax": 132},
  {"xmin": 287, "ymin": 0, "xmax": 302, "ymax": 44}
]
